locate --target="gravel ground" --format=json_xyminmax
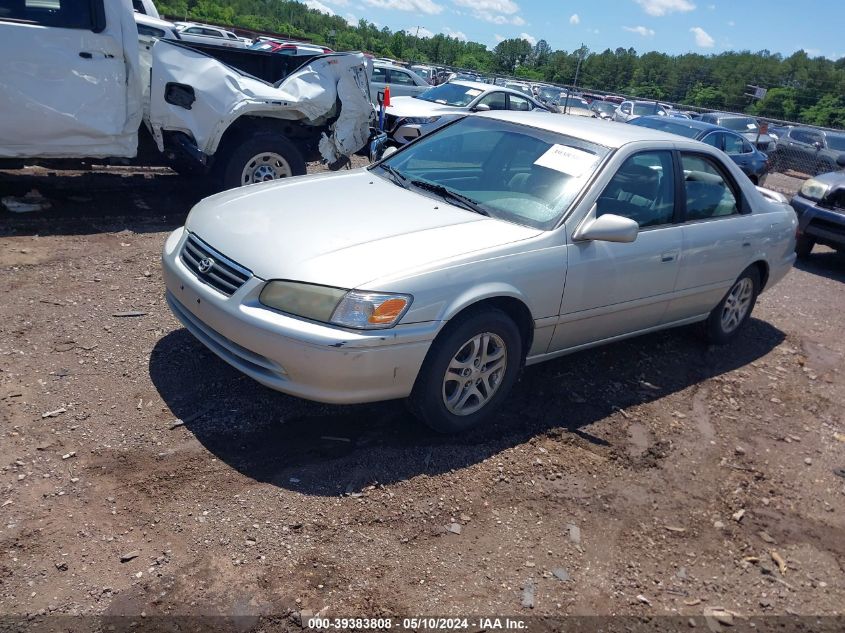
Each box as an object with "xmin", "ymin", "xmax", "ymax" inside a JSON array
[{"xmin": 1, "ymin": 164, "xmax": 844, "ymax": 631}]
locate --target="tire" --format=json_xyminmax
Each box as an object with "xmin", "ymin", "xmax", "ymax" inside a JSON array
[
  {"xmin": 408, "ymin": 308, "xmax": 523, "ymax": 434},
  {"xmin": 795, "ymin": 234, "xmax": 815, "ymax": 259},
  {"xmin": 705, "ymin": 266, "xmax": 761, "ymax": 345},
  {"xmin": 214, "ymin": 132, "xmax": 306, "ymax": 192}
]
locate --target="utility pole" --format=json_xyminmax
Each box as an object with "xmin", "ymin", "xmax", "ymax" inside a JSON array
[{"xmin": 565, "ymin": 44, "xmax": 586, "ymax": 115}]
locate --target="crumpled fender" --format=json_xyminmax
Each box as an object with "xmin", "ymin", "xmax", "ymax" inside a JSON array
[{"xmin": 148, "ymin": 42, "xmax": 374, "ymax": 162}]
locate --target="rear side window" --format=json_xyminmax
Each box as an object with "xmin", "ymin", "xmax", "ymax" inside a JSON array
[
  {"xmin": 681, "ymin": 154, "xmax": 740, "ymax": 220},
  {"xmin": 372, "ymin": 67, "xmax": 387, "ymax": 82},
  {"xmin": 0, "ymin": 0, "xmax": 104, "ymax": 30}
]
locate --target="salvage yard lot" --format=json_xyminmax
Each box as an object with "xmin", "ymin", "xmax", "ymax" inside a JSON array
[{"xmin": 1, "ymin": 166, "xmax": 844, "ymax": 625}]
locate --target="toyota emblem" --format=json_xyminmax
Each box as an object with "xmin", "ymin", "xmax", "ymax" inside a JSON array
[{"xmin": 198, "ymin": 257, "xmax": 215, "ymax": 274}]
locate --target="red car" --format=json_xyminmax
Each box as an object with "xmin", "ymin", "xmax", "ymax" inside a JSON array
[{"xmin": 249, "ymin": 38, "xmax": 333, "ymax": 56}]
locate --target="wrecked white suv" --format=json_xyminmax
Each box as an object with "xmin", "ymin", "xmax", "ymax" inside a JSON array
[{"xmin": 0, "ymin": 0, "xmax": 375, "ymax": 191}]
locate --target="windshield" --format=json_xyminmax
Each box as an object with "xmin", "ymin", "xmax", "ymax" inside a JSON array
[
  {"xmin": 826, "ymin": 135, "xmax": 845, "ymax": 151},
  {"xmin": 373, "ymin": 117, "xmax": 609, "ymax": 230},
  {"xmin": 632, "ymin": 102, "xmax": 664, "ymax": 115},
  {"xmin": 629, "ymin": 117, "xmax": 701, "ymax": 139},
  {"xmin": 416, "ymin": 83, "xmax": 483, "ymax": 106},
  {"xmin": 720, "ymin": 117, "xmax": 758, "ymax": 132}
]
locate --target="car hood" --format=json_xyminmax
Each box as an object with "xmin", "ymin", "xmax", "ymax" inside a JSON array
[
  {"xmin": 386, "ymin": 96, "xmax": 467, "ymax": 118},
  {"xmin": 184, "ymin": 169, "xmax": 541, "ymax": 289}
]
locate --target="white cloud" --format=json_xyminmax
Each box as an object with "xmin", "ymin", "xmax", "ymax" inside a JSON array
[
  {"xmin": 443, "ymin": 26, "xmax": 468, "ymax": 40},
  {"xmin": 690, "ymin": 26, "xmax": 714, "ymax": 47},
  {"xmin": 494, "ymin": 33, "xmax": 505, "ymax": 42},
  {"xmin": 569, "ymin": 13, "xmax": 580, "ymax": 25},
  {"xmin": 322, "ymin": 0, "xmax": 349, "ymax": 5},
  {"xmin": 405, "ymin": 26, "xmax": 434, "ymax": 37},
  {"xmin": 623, "ymin": 25, "xmax": 655, "ymax": 37},
  {"xmin": 363, "ymin": 0, "xmax": 443, "ymax": 15},
  {"xmin": 344, "ymin": 12, "xmax": 358, "ymax": 25},
  {"xmin": 519, "ymin": 32, "xmax": 536, "ymax": 45},
  {"xmin": 452, "ymin": 0, "xmax": 525, "ymax": 26},
  {"xmin": 635, "ymin": 0, "xmax": 695, "ymax": 16},
  {"xmin": 305, "ymin": 0, "xmax": 335, "ymax": 15}
]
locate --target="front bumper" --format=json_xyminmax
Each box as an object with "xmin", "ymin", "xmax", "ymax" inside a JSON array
[
  {"xmin": 791, "ymin": 195, "xmax": 845, "ymax": 249},
  {"xmin": 161, "ymin": 229, "xmax": 438, "ymax": 404}
]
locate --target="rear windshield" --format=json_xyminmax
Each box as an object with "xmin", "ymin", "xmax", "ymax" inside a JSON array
[
  {"xmin": 720, "ymin": 117, "xmax": 758, "ymax": 132},
  {"xmin": 630, "ymin": 117, "xmax": 701, "ymax": 138},
  {"xmin": 633, "ymin": 103, "xmax": 664, "ymax": 116}
]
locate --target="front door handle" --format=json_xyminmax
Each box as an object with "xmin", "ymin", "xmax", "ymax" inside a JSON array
[
  {"xmin": 661, "ymin": 250, "xmax": 678, "ymax": 263},
  {"xmin": 742, "ymin": 236, "xmax": 752, "ymax": 247}
]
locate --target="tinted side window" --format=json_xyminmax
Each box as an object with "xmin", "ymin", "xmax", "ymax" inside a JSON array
[
  {"xmin": 477, "ymin": 92, "xmax": 507, "ymax": 110},
  {"xmin": 723, "ymin": 134, "xmax": 747, "ymax": 155},
  {"xmin": 682, "ymin": 154, "xmax": 739, "ymax": 220},
  {"xmin": 371, "ymin": 67, "xmax": 387, "ymax": 82},
  {"xmin": 508, "ymin": 94, "xmax": 532, "ymax": 111},
  {"xmin": 597, "ymin": 151, "xmax": 675, "ymax": 228},
  {"xmin": 0, "ymin": 0, "xmax": 101, "ymax": 30},
  {"xmin": 792, "ymin": 130, "xmax": 813, "ymax": 144},
  {"xmin": 132, "ymin": 0, "xmax": 146, "ymax": 13},
  {"xmin": 701, "ymin": 132, "xmax": 722, "ymax": 150},
  {"xmin": 388, "ymin": 70, "xmax": 415, "ymax": 86},
  {"xmin": 138, "ymin": 23, "xmax": 165, "ymax": 38}
]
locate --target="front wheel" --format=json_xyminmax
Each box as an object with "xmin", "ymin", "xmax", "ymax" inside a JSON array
[
  {"xmin": 214, "ymin": 133, "xmax": 307, "ymax": 191},
  {"xmin": 408, "ymin": 308, "xmax": 523, "ymax": 434},
  {"xmin": 705, "ymin": 267, "xmax": 760, "ymax": 344}
]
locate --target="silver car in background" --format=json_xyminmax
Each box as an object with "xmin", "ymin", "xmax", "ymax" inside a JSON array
[
  {"xmin": 162, "ymin": 113, "xmax": 796, "ymax": 434},
  {"xmin": 614, "ymin": 100, "xmax": 668, "ymax": 123},
  {"xmin": 370, "ymin": 63, "xmax": 430, "ymax": 106},
  {"xmin": 383, "ymin": 80, "xmax": 549, "ymax": 145}
]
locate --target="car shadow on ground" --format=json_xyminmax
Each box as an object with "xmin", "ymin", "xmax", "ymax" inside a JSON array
[
  {"xmin": 0, "ymin": 169, "xmax": 204, "ymax": 237},
  {"xmin": 795, "ymin": 249, "xmax": 845, "ymax": 283},
  {"xmin": 149, "ymin": 317, "xmax": 786, "ymax": 497}
]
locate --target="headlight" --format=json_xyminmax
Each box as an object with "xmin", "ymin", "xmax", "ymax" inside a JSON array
[
  {"xmin": 403, "ymin": 116, "xmax": 441, "ymax": 125},
  {"xmin": 259, "ymin": 281, "xmax": 412, "ymax": 330},
  {"xmin": 799, "ymin": 178, "xmax": 830, "ymax": 202}
]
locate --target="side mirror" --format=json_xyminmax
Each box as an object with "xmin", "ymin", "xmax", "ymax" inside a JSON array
[
  {"xmin": 837, "ymin": 154, "xmax": 845, "ymax": 168},
  {"xmin": 813, "ymin": 141, "xmax": 823, "ymax": 151},
  {"xmin": 472, "ymin": 103, "xmax": 491, "ymax": 112},
  {"xmin": 575, "ymin": 213, "xmax": 639, "ymax": 243}
]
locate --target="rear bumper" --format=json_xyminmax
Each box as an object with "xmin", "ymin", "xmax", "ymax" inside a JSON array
[{"xmin": 161, "ymin": 228, "xmax": 438, "ymax": 404}]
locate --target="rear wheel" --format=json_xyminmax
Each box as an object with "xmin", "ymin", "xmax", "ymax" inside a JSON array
[
  {"xmin": 795, "ymin": 234, "xmax": 815, "ymax": 259},
  {"xmin": 408, "ymin": 308, "xmax": 522, "ymax": 434},
  {"xmin": 706, "ymin": 267, "xmax": 760, "ymax": 345},
  {"xmin": 214, "ymin": 133, "xmax": 306, "ymax": 191}
]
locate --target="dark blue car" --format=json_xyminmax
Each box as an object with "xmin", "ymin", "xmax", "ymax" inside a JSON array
[{"xmin": 627, "ymin": 116, "xmax": 771, "ymax": 185}]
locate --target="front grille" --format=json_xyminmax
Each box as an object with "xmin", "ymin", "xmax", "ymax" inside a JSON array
[{"xmin": 180, "ymin": 233, "xmax": 251, "ymax": 296}]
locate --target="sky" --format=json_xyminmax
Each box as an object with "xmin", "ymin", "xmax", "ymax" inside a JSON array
[{"xmin": 303, "ymin": 0, "xmax": 845, "ymax": 60}]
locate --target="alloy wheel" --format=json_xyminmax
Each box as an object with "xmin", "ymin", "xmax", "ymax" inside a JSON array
[
  {"xmin": 720, "ymin": 277, "xmax": 754, "ymax": 333},
  {"xmin": 442, "ymin": 332, "xmax": 507, "ymax": 416}
]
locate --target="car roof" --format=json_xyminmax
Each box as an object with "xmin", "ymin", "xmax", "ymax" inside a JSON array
[
  {"xmin": 479, "ymin": 111, "xmax": 691, "ymax": 148},
  {"xmin": 634, "ymin": 115, "xmax": 722, "ymax": 133},
  {"xmin": 134, "ymin": 13, "xmax": 176, "ymax": 28}
]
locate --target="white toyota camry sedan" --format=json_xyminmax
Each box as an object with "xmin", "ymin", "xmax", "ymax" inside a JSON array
[{"xmin": 162, "ymin": 112, "xmax": 797, "ymax": 433}]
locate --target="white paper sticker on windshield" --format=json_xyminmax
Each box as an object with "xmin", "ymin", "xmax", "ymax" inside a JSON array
[
  {"xmin": 747, "ymin": 123, "xmax": 757, "ymax": 129},
  {"xmin": 534, "ymin": 144, "xmax": 598, "ymax": 176},
  {"xmin": 465, "ymin": 88, "xmax": 483, "ymax": 97}
]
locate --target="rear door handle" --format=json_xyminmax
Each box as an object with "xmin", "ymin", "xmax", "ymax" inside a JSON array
[
  {"xmin": 742, "ymin": 236, "xmax": 752, "ymax": 247},
  {"xmin": 661, "ymin": 250, "xmax": 678, "ymax": 263}
]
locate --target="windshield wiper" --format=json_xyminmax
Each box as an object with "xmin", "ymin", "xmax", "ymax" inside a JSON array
[
  {"xmin": 409, "ymin": 180, "xmax": 489, "ymax": 216},
  {"xmin": 379, "ymin": 164, "xmax": 409, "ymax": 189}
]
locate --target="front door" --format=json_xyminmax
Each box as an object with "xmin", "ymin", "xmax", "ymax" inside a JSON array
[
  {"xmin": 0, "ymin": 0, "xmax": 139, "ymax": 158},
  {"xmin": 552, "ymin": 150, "xmax": 683, "ymax": 351}
]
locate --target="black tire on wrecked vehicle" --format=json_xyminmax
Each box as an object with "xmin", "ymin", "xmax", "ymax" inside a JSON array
[
  {"xmin": 214, "ymin": 132, "xmax": 307, "ymax": 191},
  {"xmin": 408, "ymin": 307, "xmax": 523, "ymax": 434},
  {"xmin": 795, "ymin": 234, "xmax": 815, "ymax": 259},
  {"xmin": 705, "ymin": 266, "xmax": 761, "ymax": 345}
]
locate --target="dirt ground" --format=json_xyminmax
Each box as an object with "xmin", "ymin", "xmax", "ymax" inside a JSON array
[{"xmin": 1, "ymin": 164, "xmax": 844, "ymax": 631}]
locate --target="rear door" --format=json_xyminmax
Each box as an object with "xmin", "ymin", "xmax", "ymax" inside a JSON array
[
  {"xmin": 664, "ymin": 152, "xmax": 762, "ymax": 322},
  {"xmin": 0, "ymin": 0, "xmax": 140, "ymax": 158}
]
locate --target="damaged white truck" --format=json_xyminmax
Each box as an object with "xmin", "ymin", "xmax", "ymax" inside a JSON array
[{"xmin": 0, "ymin": 0, "xmax": 375, "ymax": 191}]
